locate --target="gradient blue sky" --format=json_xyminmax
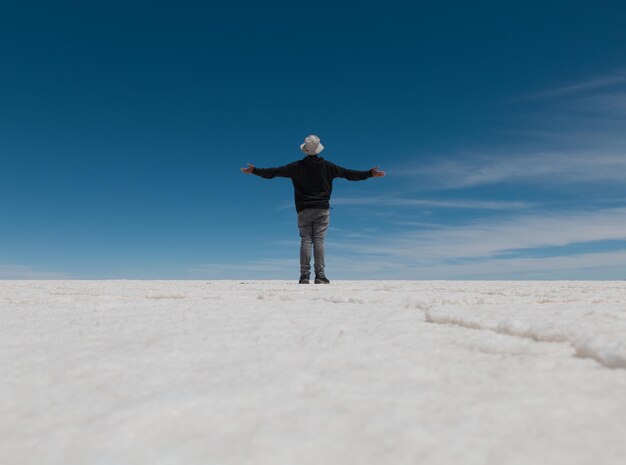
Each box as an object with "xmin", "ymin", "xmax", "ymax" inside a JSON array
[{"xmin": 2, "ymin": 0, "xmax": 626, "ymax": 279}]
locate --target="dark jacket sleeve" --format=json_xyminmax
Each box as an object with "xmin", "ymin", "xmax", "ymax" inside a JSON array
[
  {"xmin": 328, "ymin": 162, "xmax": 373, "ymax": 181},
  {"xmin": 252, "ymin": 164, "xmax": 293, "ymax": 179}
]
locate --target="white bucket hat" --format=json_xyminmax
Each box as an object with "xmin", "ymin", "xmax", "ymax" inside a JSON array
[{"xmin": 300, "ymin": 134, "xmax": 324, "ymax": 155}]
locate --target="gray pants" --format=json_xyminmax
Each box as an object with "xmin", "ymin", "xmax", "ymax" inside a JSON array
[{"xmin": 297, "ymin": 208, "xmax": 330, "ymax": 276}]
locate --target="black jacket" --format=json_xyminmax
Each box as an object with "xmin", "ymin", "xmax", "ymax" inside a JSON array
[{"xmin": 252, "ymin": 156, "xmax": 373, "ymax": 212}]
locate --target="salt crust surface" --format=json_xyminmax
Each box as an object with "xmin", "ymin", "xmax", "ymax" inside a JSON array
[{"xmin": 2, "ymin": 280, "xmax": 626, "ymax": 465}]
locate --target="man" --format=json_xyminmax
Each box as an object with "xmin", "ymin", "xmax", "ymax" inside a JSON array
[{"xmin": 241, "ymin": 134, "xmax": 385, "ymax": 284}]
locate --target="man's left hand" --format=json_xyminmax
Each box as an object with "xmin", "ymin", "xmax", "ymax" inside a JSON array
[{"xmin": 371, "ymin": 166, "xmax": 385, "ymax": 177}]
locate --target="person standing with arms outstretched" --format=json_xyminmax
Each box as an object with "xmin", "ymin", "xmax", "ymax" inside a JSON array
[{"xmin": 241, "ymin": 135, "xmax": 385, "ymax": 284}]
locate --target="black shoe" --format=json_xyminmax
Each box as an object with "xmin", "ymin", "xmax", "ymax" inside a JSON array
[
  {"xmin": 299, "ymin": 274, "xmax": 310, "ymax": 284},
  {"xmin": 314, "ymin": 275, "xmax": 330, "ymax": 284}
]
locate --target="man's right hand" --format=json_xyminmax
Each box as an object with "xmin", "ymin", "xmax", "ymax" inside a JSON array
[{"xmin": 241, "ymin": 163, "xmax": 255, "ymax": 174}]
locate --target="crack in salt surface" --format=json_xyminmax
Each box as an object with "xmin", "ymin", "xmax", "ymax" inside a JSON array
[{"xmin": 424, "ymin": 305, "xmax": 626, "ymax": 369}]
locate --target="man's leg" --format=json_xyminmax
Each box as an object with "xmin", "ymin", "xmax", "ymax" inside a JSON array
[
  {"xmin": 297, "ymin": 210, "xmax": 314, "ymax": 277},
  {"xmin": 312, "ymin": 209, "xmax": 330, "ymax": 277}
]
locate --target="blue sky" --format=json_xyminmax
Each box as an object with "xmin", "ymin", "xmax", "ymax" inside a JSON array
[{"xmin": 2, "ymin": 0, "xmax": 626, "ymax": 279}]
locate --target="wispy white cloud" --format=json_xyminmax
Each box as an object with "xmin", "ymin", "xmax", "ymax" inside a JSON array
[
  {"xmin": 576, "ymin": 91, "xmax": 626, "ymax": 117},
  {"xmin": 403, "ymin": 150, "xmax": 626, "ymax": 189},
  {"xmin": 332, "ymin": 196, "xmax": 532, "ymax": 210},
  {"xmin": 333, "ymin": 207, "xmax": 626, "ymax": 262},
  {"xmin": 426, "ymin": 249, "xmax": 626, "ymax": 279},
  {"xmin": 326, "ymin": 250, "xmax": 626, "ymax": 280},
  {"xmin": 0, "ymin": 264, "xmax": 69, "ymax": 279},
  {"xmin": 510, "ymin": 69, "xmax": 626, "ymax": 101}
]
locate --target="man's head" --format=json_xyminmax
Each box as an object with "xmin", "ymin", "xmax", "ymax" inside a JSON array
[{"xmin": 300, "ymin": 134, "xmax": 324, "ymax": 156}]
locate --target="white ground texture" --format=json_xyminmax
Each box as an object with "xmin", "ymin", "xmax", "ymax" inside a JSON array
[{"xmin": 2, "ymin": 280, "xmax": 626, "ymax": 465}]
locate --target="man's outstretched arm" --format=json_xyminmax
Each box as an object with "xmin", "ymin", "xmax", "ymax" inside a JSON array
[
  {"xmin": 240, "ymin": 163, "xmax": 292, "ymax": 178},
  {"xmin": 329, "ymin": 163, "xmax": 386, "ymax": 180}
]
